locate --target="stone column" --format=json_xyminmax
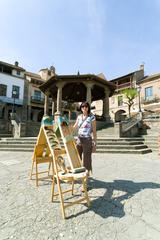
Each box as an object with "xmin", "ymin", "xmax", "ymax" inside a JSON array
[
  {"xmin": 44, "ymin": 92, "xmax": 49, "ymax": 116},
  {"xmin": 85, "ymin": 82, "xmax": 93, "ymax": 105},
  {"xmin": 51, "ymin": 101, "xmax": 55, "ymax": 116},
  {"xmin": 103, "ymin": 88, "xmax": 110, "ymax": 122},
  {"xmin": 27, "ymin": 105, "xmax": 31, "ymax": 120},
  {"xmin": 55, "ymin": 82, "xmax": 65, "ymax": 116}
]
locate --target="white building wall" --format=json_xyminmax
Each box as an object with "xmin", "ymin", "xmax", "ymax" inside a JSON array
[
  {"xmin": 12, "ymin": 69, "xmax": 25, "ymax": 78},
  {"xmin": 0, "ymin": 72, "xmax": 24, "ymax": 100}
]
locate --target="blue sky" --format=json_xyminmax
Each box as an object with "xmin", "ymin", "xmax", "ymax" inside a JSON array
[{"xmin": 0, "ymin": 0, "xmax": 160, "ymax": 80}]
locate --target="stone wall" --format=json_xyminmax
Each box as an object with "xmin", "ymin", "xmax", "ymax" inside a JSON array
[{"xmin": 25, "ymin": 121, "xmax": 41, "ymax": 137}]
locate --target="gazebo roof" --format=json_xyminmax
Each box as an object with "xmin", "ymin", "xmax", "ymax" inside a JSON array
[{"xmin": 39, "ymin": 74, "xmax": 116, "ymax": 102}]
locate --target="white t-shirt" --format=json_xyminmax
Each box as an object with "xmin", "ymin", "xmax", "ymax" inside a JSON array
[{"xmin": 77, "ymin": 114, "xmax": 95, "ymax": 138}]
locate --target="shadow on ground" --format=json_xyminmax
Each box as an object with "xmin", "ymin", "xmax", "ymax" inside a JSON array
[{"xmin": 68, "ymin": 178, "xmax": 160, "ymax": 219}]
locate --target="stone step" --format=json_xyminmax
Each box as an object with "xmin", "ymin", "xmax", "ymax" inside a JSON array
[
  {"xmin": 1, "ymin": 137, "xmax": 37, "ymax": 141},
  {"xmin": 144, "ymin": 140, "xmax": 159, "ymax": 143},
  {"xmin": 0, "ymin": 141, "xmax": 36, "ymax": 144},
  {"xmin": 96, "ymin": 148, "xmax": 152, "ymax": 154},
  {"xmin": 0, "ymin": 148, "xmax": 33, "ymax": 152},
  {"xmin": 97, "ymin": 137, "xmax": 145, "ymax": 141},
  {"xmin": 97, "ymin": 141, "xmax": 144, "ymax": 145},
  {"xmin": 0, "ymin": 134, "xmax": 13, "ymax": 138},
  {"xmin": 0, "ymin": 144, "xmax": 35, "ymax": 148},
  {"xmin": 96, "ymin": 144, "xmax": 148, "ymax": 150}
]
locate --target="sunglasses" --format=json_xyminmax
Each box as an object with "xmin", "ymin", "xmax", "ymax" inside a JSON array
[{"xmin": 81, "ymin": 105, "xmax": 88, "ymax": 108}]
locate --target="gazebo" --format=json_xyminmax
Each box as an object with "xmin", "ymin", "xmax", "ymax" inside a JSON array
[{"xmin": 39, "ymin": 73, "xmax": 116, "ymax": 122}]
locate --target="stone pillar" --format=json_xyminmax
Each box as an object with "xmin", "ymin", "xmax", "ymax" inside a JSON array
[
  {"xmin": 44, "ymin": 92, "xmax": 49, "ymax": 116},
  {"xmin": 52, "ymin": 101, "xmax": 55, "ymax": 116},
  {"xmin": 27, "ymin": 105, "xmax": 31, "ymax": 120},
  {"xmin": 55, "ymin": 82, "xmax": 65, "ymax": 116},
  {"xmin": 85, "ymin": 82, "xmax": 93, "ymax": 105},
  {"xmin": 103, "ymin": 88, "xmax": 110, "ymax": 122}
]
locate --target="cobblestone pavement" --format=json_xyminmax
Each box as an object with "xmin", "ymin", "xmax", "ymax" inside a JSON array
[{"xmin": 0, "ymin": 151, "xmax": 160, "ymax": 240}]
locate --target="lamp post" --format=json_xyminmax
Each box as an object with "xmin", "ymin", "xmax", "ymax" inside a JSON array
[
  {"xmin": 137, "ymin": 85, "xmax": 143, "ymax": 121},
  {"xmin": 12, "ymin": 90, "xmax": 17, "ymax": 113},
  {"xmin": 137, "ymin": 86, "xmax": 142, "ymax": 113}
]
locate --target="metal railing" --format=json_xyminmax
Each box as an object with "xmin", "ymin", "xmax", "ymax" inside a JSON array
[{"xmin": 31, "ymin": 96, "xmax": 45, "ymax": 103}]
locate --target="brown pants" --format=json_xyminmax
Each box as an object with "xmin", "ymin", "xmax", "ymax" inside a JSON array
[{"xmin": 76, "ymin": 137, "xmax": 92, "ymax": 171}]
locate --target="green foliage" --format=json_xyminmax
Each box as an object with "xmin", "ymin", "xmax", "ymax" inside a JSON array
[
  {"xmin": 121, "ymin": 88, "xmax": 138, "ymax": 101},
  {"xmin": 121, "ymin": 88, "xmax": 138, "ymax": 117}
]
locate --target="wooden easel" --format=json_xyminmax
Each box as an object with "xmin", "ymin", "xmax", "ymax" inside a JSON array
[
  {"xmin": 30, "ymin": 126, "xmax": 54, "ymax": 186},
  {"xmin": 31, "ymin": 117, "xmax": 90, "ymax": 219}
]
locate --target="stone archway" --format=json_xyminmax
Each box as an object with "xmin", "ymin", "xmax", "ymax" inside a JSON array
[{"xmin": 115, "ymin": 109, "xmax": 126, "ymax": 122}]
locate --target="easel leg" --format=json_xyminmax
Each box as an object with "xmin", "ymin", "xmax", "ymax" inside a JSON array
[
  {"xmin": 51, "ymin": 160, "xmax": 54, "ymax": 179},
  {"xmin": 56, "ymin": 176, "xmax": 66, "ymax": 219},
  {"xmin": 36, "ymin": 163, "xmax": 38, "ymax": 187},
  {"xmin": 82, "ymin": 178, "xmax": 90, "ymax": 207},
  {"xmin": 48, "ymin": 162, "xmax": 51, "ymax": 176},
  {"xmin": 51, "ymin": 176, "xmax": 55, "ymax": 202},
  {"xmin": 54, "ymin": 156, "xmax": 66, "ymax": 219},
  {"xmin": 71, "ymin": 180, "xmax": 74, "ymax": 195},
  {"xmin": 30, "ymin": 159, "xmax": 35, "ymax": 180}
]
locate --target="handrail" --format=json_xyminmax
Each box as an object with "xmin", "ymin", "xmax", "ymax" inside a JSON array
[
  {"xmin": 10, "ymin": 112, "xmax": 21, "ymax": 137},
  {"xmin": 121, "ymin": 113, "xmax": 142, "ymax": 133}
]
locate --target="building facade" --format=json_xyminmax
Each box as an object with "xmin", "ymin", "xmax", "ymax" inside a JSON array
[
  {"xmin": 0, "ymin": 61, "xmax": 26, "ymax": 133},
  {"xmin": 0, "ymin": 60, "xmax": 159, "ymax": 136},
  {"xmin": 0, "ymin": 60, "xmax": 56, "ymax": 135},
  {"xmin": 138, "ymin": 73, "xmax": 160, "ymax": 116},
  {"xmin": 109, "ymin": 65, "xmax": 145, "ymax": 122}
]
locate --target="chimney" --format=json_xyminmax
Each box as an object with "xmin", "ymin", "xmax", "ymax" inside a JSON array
[
  {"xmin": 15, "ymin": 61, "xmax": 19, "ymax": 66},
  {"xmin": 139, "ymin": 63, "xmax": 144, "ymax": 71},
  {"xmin": 50, "ymin": 65, "xmax": 56, "ymax": 75}
]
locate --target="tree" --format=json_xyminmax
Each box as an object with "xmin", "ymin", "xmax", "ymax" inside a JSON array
[{"xmin": 121, "ymin": 88, "xmax": 138, "ymax": 118}]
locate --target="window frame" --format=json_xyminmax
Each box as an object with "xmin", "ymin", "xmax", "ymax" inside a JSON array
[
  {"xmin": 145, "ymin": 86, "xmax": 153, "ymax": 100},
  {"xmin": 12, "ymin": 85, "xmax": 20, "ymax": 99},
  {"xmin": 0, "ymin": 84, "xmax": 7, "ymax": 96}
]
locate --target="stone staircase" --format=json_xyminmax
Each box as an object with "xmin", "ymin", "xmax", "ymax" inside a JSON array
[
  {"xmin": 139, "ymin": 127, "xmax": 159, "ymax": 152},
  {"xmin": 1, "ymin": 120, "xmax": 159, "ymax": 154},
  {"xmin": 96, "ymin": 125, "xmax": 152, "ymax": 154},
  {"xmin": 0, "ymin": 137, "xmax": 36, "ymax": 152},
  {"xmin": 96, "ymin": 137, "xmax": 152, "ymax": 154},
  {"xmin": 0, "ymin": 133, "xmax": 13, "ymax": 138}
]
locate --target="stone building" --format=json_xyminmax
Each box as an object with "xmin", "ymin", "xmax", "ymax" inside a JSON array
[
  {"xmin": 25, "ymin": 67, "xmax": 55, "ymax": 122},
  {"xmin": 0, "ymin": 60, "xmax": 56, "ymax": 136},
  {"xmin": 0, "ymin": 60, "xmax": 26, "ymax": 134},
  {"xmin": 137, "ymin": 73, "xmax": 160, "ymax": 115},
  {"xmin": 109, "ymin": 65, "xmax": 145, "ymax": 122}
]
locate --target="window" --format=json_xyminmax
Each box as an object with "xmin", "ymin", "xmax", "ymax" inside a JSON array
[
  {"xmin": 34, "ymin": 90, "xmax": 41, "ymax": 100},
  {"xmin": 118, "ymin": 95, "xmax": 123, "ymax": 106},
  {"xmin": 12, "ymin": 85, "xmax": 20, "ymax": 99},
  {"xmin": 111, "ymin": 96, "xmax": 115, "ymax": 104},
  {"xmin": 0, "ymin": 84, "xmax": 7, "ymax": 96},
  {"xmin": 16, "ymin": 70, "xmax": 21, "ymax": 75},
  {"xmin": 145, "ymin": 87, "xmax": 153, "ymax": 100}
]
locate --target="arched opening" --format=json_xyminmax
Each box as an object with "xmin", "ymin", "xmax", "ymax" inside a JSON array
[{"xmin": 115, "ymin": 109, "xmax": 126, "ymax": 122}]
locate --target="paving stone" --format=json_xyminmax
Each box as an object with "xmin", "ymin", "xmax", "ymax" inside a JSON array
[{"xmin": 0, "ymin": 152, "xmax": 160, "ymax": 239}]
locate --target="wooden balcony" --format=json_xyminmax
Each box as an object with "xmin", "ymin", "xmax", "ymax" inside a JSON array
[{"xmin": 116, "ymin": 82, "xmax": 131, "ymax": 90}]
